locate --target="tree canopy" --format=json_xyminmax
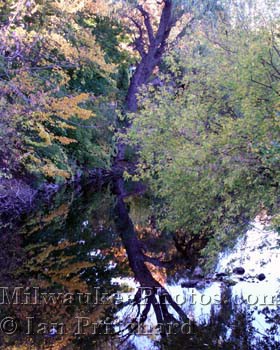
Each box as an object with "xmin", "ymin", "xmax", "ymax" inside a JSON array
[{"xmin": 126, "ymin": 11, "xmax": 280, "ymax": 266}]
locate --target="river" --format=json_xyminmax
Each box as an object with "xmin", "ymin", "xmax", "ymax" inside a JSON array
[{"xmin": 0, "ymin": 179, "xmax": 279, "ymax": 349}]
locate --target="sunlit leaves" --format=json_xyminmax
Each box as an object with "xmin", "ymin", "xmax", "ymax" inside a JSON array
[{"xmin": 0, "ymin": 0, "xmax": 118, "ymax": 181}]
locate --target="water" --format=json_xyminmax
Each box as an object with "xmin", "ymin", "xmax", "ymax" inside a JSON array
[{"xmin": 0, "ymin": 181, "xmax": 279, "ymax": 349}]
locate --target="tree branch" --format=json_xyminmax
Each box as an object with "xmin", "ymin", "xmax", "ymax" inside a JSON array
[
  {"xmin": 273, "ymin": 44, "xmax": 280, "ymax": 58},
  {"xmin": 172, "ymin": 16, "xmax": 196, "ymax": 45},
  {"xmin": 155, "ymin": 0, "xmax": 173, "ymax": 47},
  {"xmin": 251, "ymin": 76, "xmax": 280, "ymax": 96},
  {"xmin": 137, "ymin": 5, "xmax": 154, "ymax": 45},
  {"xmin": 143, "ymin": 254, "xmax": 172, "ymax": 268},
  {"xmin": 128, "ymin": 16, "xmax": 146, "ymax": 57}
]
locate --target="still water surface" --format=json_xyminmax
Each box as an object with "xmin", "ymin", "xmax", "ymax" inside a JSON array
[{"xmin": 0, "ymin": 181, "xmax": 279, "ymax": 349}]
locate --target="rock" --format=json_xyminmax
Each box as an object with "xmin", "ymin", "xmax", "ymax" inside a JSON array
[
  {"xmin": 193, "ymin": 266, "xmax": 204, "ymax": 278},
  {"xmin": 257, "ymin": 273, "xmax": 266, "ymax": 281},
  {"xmin": 216, "ymin": 272, "xmax": 228, "ymax": 278},
  {"xmin": 233, "ymin": 267, "xmax": 245, "ymax": 275},
  {"xmin": 181, "ymin": 280, "xmax": 199, "ymax": 288}
]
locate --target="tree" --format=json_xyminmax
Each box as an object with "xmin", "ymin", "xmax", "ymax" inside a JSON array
[
  {"xmin": 126, "ymin": 14, "xmax": 280, "ymax": 268},
  {"xmin": 0, "ymin": 0, "xmax": 118, "ymax": 182},
  {"xmin": 121, "ymin": 0, "xmax": 221, "ymax": 112}
]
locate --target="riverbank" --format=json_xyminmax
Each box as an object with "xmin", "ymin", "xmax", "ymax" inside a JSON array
[{"xmin": 0, "ymin": 168, "xmax": 112, "ymax": 220}]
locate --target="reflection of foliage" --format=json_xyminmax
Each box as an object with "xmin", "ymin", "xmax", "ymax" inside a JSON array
[
  {"xmin": 20, "ymin": 184, "xmax": 121, "ymax": 291},
  {"xmin": 1, "ymin": 180, "xmax": 279, "ymax": 349},
  {"xmin": 24, "ymin": 240, "xmax": 95, "ymax": 292},
  {"xmin": 0, "ymin": 184, "xmax": 124, "ymax": 349}
]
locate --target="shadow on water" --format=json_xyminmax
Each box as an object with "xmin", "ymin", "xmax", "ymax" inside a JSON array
[{"xmin": 0, "ymin": 178, "xmax": 279, "ymax": 349}]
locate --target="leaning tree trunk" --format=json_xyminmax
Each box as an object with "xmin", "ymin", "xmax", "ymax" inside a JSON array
[
  {"xmin": 114, "ymin": 1, "xmax": 173, "ymax": 162},
  {"xmin": 126, "ymin": 55, "xmax": 160, "ymax": 112}
]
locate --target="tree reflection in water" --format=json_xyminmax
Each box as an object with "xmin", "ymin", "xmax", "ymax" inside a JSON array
[
  {"xmin": 112, "ymin": 177, "xmax": 190, "ymax": 345},
  {"xmin": 0, "ymin": 180, "xmax": 279, "ymax": 349}
]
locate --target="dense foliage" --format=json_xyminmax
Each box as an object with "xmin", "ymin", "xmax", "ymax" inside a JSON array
[
  {"xmin": 127, "ymin": 17, "xmax": 280, "ymax": 266},
  {"xmin": 0, "ymin": 0, "xmax": 127, "ymax": 184},
  {"xmin": 1, "ymin": 0, "xmax": 279, "ymax": 261},
  {"xmin": 1, "ymin": 1, "xmax": 280, "ymax": 349}
]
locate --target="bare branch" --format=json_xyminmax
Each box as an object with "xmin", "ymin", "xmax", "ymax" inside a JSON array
[
  {"xmin": 128, "ymin": 16, "xmax": 146, "ymax": 57},
  {"xmin": 251, "ymin": 76, "xmax": 280, "ymax": 96},
  {"xmin": 203, "ymin": 31, "xmax": 237, "ymax": 54},
  {"xmin": 273, "ymin": 44, "xmax": 280, "ymax": 58},
  {"xmin": 170, "ymin": 16, "xmax": 196, "ymax": 48},
  {"xmin": 137, "ymin": 5, "xmax": 154, "ymax": 45},
  {"xmin": 265, "ymin": 49, "xmax": 280, "ymax": 78}
]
